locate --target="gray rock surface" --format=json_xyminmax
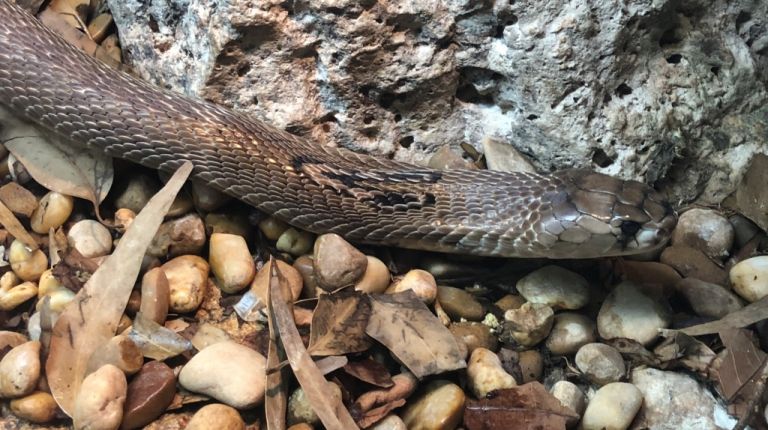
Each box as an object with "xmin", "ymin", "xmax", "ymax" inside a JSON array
[{"xmin": 108, "ymin": 0, "xmax": 768, "ymax": 204}]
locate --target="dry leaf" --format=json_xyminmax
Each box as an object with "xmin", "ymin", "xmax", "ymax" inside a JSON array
[
  {"xmin": 0, "ymin": 182, "xmax": 37, "ymax": 218},
  {"xmin": 128, "ymin": 313, "xmax": 192, "ymax": 360},
  {"xmin": 351, "ymin": 372, "xmax": 417, "ymax": 428},
  {"xmin": 1, "ymin": 111, "xmax": 114, "ymax": 214},
  {"xmin": 366, "ymin": 291, "xmax": 466, "ymax": 378},
  {"xmin": 0, "ymin": 199, "xmax": 38, "ymax": 250},
  {"xmin": 653, "ymin": 331, "xmax": 717, "ymax": 376},
  {"xmin": 677, "ymin": 295, "xmax": 768, "ymax": 336},
  {"xmin": 46, "ymin": 162, "xmax": 192, "ymax": 415},
  {"xmin": 266, "ymin": 263, "xmax": 289, "ymax": 430},
  {"xmin": 463, "ymin": 382, "xmax": 579, "ymax": 430},
  {"xmin": 268, "ymin": 258, "xmax": 360, "ymax": 430},
  {"xmin": 343, "ymin": 358, "xmax": 394, "ymax": 388},
  {"xmin": 315, "ymin": 355, "xmax": 348, "ymax": 375},
  {"xmin": 308, "ymin": 290, "xmax": 371, "ymax": 357},
  {"xmin": 718, "ymin": 328, "xmax": 767, "ymax": 401}
]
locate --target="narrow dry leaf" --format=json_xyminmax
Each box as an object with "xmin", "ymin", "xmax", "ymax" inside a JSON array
[
  {"xmin": 128, "ymin": 312, "xmax": 192, "ymax": 360},
  {"xmin": 463, "ymin": 383, "xmax": 579, "ymax": 430},
  {"xmin": 1, "ymin": 109, "xmax": 114, "ymax": 214},
  {"xmin": 366, "ymin": 291, "xmax": 466, "ymax": 378},
  {"xmin": 308, "ymin": 290, "xmax": 371, "ymax": 357},
  {"xmin": 718, "ymin": 328, "xmax": 767, "ymax": 401},
  {"xmin": 46, "ymin": 162, "xmax": 192, "ymax": 415},
  {"xmin": 677, "ymin": 295, "xmax": 768, "ymax": 336},
  {"xmin": 0, "ymin": 199, "xmax": 38, "ymax": 250},
  {"xmin": 315, "ymin": 355, "xmax": 348, "ymax": 375},
  {"xmin": 654, "ymin": 331, "xmax": 717, "ymax": 376},
  {"xmin": 268, "ymin": 258, "xmax": 360, "ymax": 430},
  {"xmin": 266, "ymin": 262, "xmax": 289, "ymax": 430}
]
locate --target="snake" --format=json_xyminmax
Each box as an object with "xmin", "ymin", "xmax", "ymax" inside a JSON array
[{"xmin": 0, "ymin": 1, "xmax": 676, "ymax": 258}]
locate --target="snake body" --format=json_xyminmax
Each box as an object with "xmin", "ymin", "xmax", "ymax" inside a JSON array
[{"xmin": 0, "ymin": 1, "xmax": 675, "ymax": 258}]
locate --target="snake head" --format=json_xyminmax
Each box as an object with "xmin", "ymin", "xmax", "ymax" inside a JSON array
[{"xmin": 542, "ymin": 169, "xmax": 677, "ymax": 258}]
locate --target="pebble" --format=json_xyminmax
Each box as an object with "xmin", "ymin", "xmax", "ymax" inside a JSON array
[
  {"xmin": 209, "ymin": 233, "xmax": 255, "ymax": 294},
  {"xmin": 427, "ymin": 145, "xmax": 475, "ymax": 170},
  {"xmin": 9, "ymin": 391, "xmax": 59, "ymax": 424},
  {"xmin": 676, "ymin": 278, "xmax": 743, "ymax": 318},
  {"xmin": 161, "ymin": 255, "xmax": 209, "ymax": 313},
  {"xmin": 0, "ymin": 182, "xmax": 37, "ymax": 217},
  {"xmin": 0, "ymin": 281, "xmax": 38, "ymax": 311},
  {"xmin": 614, "ymin": 260, "xmax": 681, "ymax": 299},
  {"xmin": 67, "ymin": 219, "xmax": 113, "ymax": 258},
  {"xmin": 204, "ymin": 212, "xmax": 250, "ymax": 238},
  {"xmin": 179, "ymin": 341, "xmax": 266, "ymax": 409},
  {"xmin": 518, "ymin": 349, "xmax": 544, "ymax": 383},
  {"xmin": 730, "ymin": 256, "xmax": 768, "ymax": 302},
  {"xmin": 186, "ymin": 403, "xmax": 245, "ymax": 430},
  {"xmin": 400, "ymin": 380, "xmax": 465, "ymax": 430},
  {"xmin": 369, "ymin": 414, "xmax": 408, "ymax": 430},
  {"xmin": 449, "ymin": 322, "xmax": 498, "ymax": 353},
  {"xmin": 140, "ymin": 267, "xmax": 170, "ymax": 325},
  {"xmin": 148, "ymin": 214, "xmax": 206, "ymax": 258},
  {"xmin": 729, "ymin": 214, "xmax": 761, "ymax": 249},
  {"xmin": 389, "ymin": 270, "xmax": 439, "ymax": 304},
  {"xmin": 631, "ymin": 367, "xmax": 730, "ymax": 430},
  {"xmin": 42, "ymin": 287, "xmax": 76, "ymax": 312},
  {"xmin": 190, "ymin": 323, "xmax": 231, "ymax": 351},
  {"xmin": 580, "ymin": 382, "xmax": 643, "ymax": 430},
  {"xmin": 121, "ymin": 361, "xmax": 176, "ymax": 430},
  {"xmin": 114, "ymin": 174, "xmax": 158, "ymax": 213},
  {"xmin": 293, "ymin": 255, "xmax": 320, "ymax": 298},
  {"xmin": 287, "ymin": 382, "xmax": 342, "ymax": 426},
  {"xmin": 467, "ymin": 347, "xmax": 517, "ymax": 398},
  {"xmin": 313, "ymin": 233, "xmax": 368, "ymax": 289},
  {"xmin": 86, "ymin": 335, "xmax": 143, "ymax": 376},
  {"xmin": 276, "ymin": 227, "xmax": 314, "ymax": 256},
  {"xmin": 503, "ymin": 302, "xmax": 554, "ymax": 347},
  {"xmin": 671, "ymin": 208, "xmax": 734, "ymax": 259},
  {"xmin": 436, "ymin": 285, "xmax": 484, "ymax": 320},
  {"xmin": 597, "ymin": 282, "xmax": 670, "ymax": 346},
  {"xmin": 191, "ymin": 182, "xmax": 232, "ymax": 212},
  {"xmin": 660, "ymin": 246, "xmax": 728, "ymax": 285},
  {"xmin": 354, "ymin": 255, "xmax": 391, "ymax": 294},
  {"xmin": 87, "ymin": 12, "xmax": 113, "ymax": 43},
  {"xmin": 550, "ymin": 381, "xmax": 585, "ymax": 427},
  {"xmin": 0, "ymin": 331, "xmax": 28, "ymax": 350},
  {"xmin": 30, "ymin": 191, "xmax": 73, "ymax": 234},
  {"xmin": 545, "ymin": 312, "xmax": 597, "ymax": 355},
  {"xmin": 494, "ymin": 294, "xmax": 526, "ymax": 312},
  {"xmin": 516, "ymin": 265, "xmax": 590, "ymax": 310},
  {"xmin": 114, "ymin": 208, "xmax": 136, "ymax": 231},
  {"xmin": 73, "ymin": 364, "xmax": 127, "ymax": 430},
  {"xmin": 250, "ymin": 259, "xmax": 304, "ymax": 304},
  {"xmin": 575, "ymin": 343, "xmax": 626, "ymax": 385},
  {"xmin": 9, "ymin": 239, "xmax": 47, "ymax": 282},
  {"xmin": 258, "ymin": 216, "xmax": 289, "ymax": 240},
  {"xmin": 0, "ymin": 340, "xmax": 41, "ymax": 398},
  {"xmin": 166, "ymin": 190, "xmax": 194, "ymax": 218}
]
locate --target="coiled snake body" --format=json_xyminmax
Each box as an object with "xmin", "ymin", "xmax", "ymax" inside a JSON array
[{"xmin": 0, "ymin": 1, "xmax": 675, "ymax": 258}]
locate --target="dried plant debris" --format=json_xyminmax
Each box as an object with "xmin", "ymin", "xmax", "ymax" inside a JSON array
[
  {"xmin": 464, "ymin": 383, "xmax": 579, "ymax": 430},
  {"xmin": 308, "ymin": 290, "xmax": 371, "ymax": 357}
]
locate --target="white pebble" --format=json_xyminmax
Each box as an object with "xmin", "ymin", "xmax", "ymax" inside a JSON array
[
  {"xmin": 581, "ymin": 382, "xmax": 643, "ymax": 430},
  {"xmin": 575, "ymin": 343, "xmax": 625, "ymax": 385},
  {"xmin": 467, "ymin": 347, "xmax": 517, "ymax": 398},
  {"xmin": 545, "ymin": 312, "xmax": 596, "ymax": 355},
  {"xmin": 671, "ymin": 208, "xmax": 734, "ymax": 258},
  {"xmin": 597, "ymin": 282, "xmax": 670, "ymax": 345},
  {"xmin": 67, "ymin": 220, "xmax": 113, "ymax": 258},
  {"xmin": 516, "ymin": 265, "xmax": 590, "ymax": 310},
  {"xmin": 730, "ymin": 256, "xmax": 768, "ymax": 302}
]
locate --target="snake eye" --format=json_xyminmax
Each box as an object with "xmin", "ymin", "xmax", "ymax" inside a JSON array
[{"xmin": 620, "ymin": 221, "xmax": 641, "ymax": 236}]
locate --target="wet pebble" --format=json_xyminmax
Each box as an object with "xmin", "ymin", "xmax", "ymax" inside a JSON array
[
  {"xmin": 550, "ymin": 380, "xmax": 585, "ymax": 427},
  {"xmin": 597, "ymin": 282, "xmax": 670, "ymax": 346},
  {"xmin": 449, "ymin": 322, "xmax": 498, "ymax": 353},
  {"xmin": 121, "ymin": 361, "xmax": 176, "ymax": 430},
  {"xmin": 676, "ymin": 278, "xmax": 743, "ymax": 318},
  {"xmin": 354, "ymin": 255, "xmax": 391, "ymax": 294},
  {"xmin": 209, "ymin": 233, "xmax": 255, "ymax": 294},
  {"xmin": 660, "ymin": 246, "xmax": 728, "ymax": 285},
  {"xmin": 30, "ymin": 191, "xmax": 73, "ymax": 234},
  {"xmin": 671, "ymin": 208, "xmax": 734, "ymax": 259},
  {"xmin": 518, "ymin": 349, "xmax": 544, "ymax": 383},
  {"xmin": 389, "ymin": 269, "xmax": 438, "ymax": 304},
  {"xmin": 0, "ymin": 340, "xmax": 41, "ymax": 398},
  {"xmin": 313, "ymin": 233, "xmax": 367, "ymax": 289},
  {"xmin": 516, "ymin": 265, "xmax": 590, "ymax": 310},
  {"xmin": 9, "ymin": 239, "xmax": 47, "ymax": 282},
  {"xmin": 580, "ymin": 382, "xmax": 643, "ymax": 430},
  {"xmin": 503, "ymin": 302, "xmax": 554, "ymax": 347},
  {"xmin": 9, "ymin": 391, "xmax": 59, "ymax": 424},
  {"xmin": 73, "ymin": 364, "xmax": 127, "ymax": 430},
  {"xmin": 545, "ymin": 312, "xmax": 597, "ymax": 356},
  {"xmin": 67, "ymin": 219, "xmax": 113, "ymax": 258},
  {"xmin": 401, "ymin": 380, "xmax": 465, "ymax": 430},
  {"xmin": 186, "ymin": 403, "xmax": 245, "ymax": 430},
  {"xmin": 730, "ymin": 256, "xmax": 768, "ymax": 302},
  {"xmin": 161, "ymin": 255, "xmax": 209, "ymax": 313},
  {"xmin": 437, "ymin": 286, "xmax": 484, "ymax": 320},
  {"xmin": 575, "ymin": 343, "xmax": 625, "ymax": 385},
  {"xmin": 179, "ymin": 341, "xmax": 266, "ymax": 409},
  {"xmin": 467, "ymin": 347, "xmax": 517, "ymax": 397},
  {"xmin": 276, "ymin": 227, "xmax": 314, "ymax": 256},
  {"xmin": 148, "ymin": 214, "xmax": 206, "ymax": 258}
]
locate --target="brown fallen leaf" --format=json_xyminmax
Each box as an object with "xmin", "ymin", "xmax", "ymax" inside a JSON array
[
  {"xmin": 266, "ymin": 261, "xmax": 289, "ymax": 430},
  {"xmin": 463, "ymin": 382, "xmax": 579, "ymax": 430},
  {"xmin": 0, "ymin": 199, "xmax": 38, "ymax": 250},
  {"xmin": 676, "ymin": 295, "xmax": 768, "ymax": 336},
  {"xmin": 268, "ymin": 258, "xmax": 360, "ymax": 430},
  {"xmin": 718, "ymin": 328, "xmax": 767, "ymax": 401},
  {"xmin": 128, "ymin": 312, "xmax": 192, "ymax": 360},
  {"xmin": 343, "ymin": 358, "xmax": 394, "ymax": 388},
  {"xmin": 653, "ymin": 331, "xmax": 717, "ymax": 377},
  {"xmin": 308, "ymin": 290, "xmax": 371, "ymax": 357},
  {"xmin": 366, "ymin": 291, "xmax": 466, "ymax": 378},
  {"xmin": 350, "ymin": 371, "xmax": 417, "ymax": 428},
  {"xmin": 46, "ymin": 162, "xmax": 192, "ymax": 416},
  {"xmin": 0, "ymin": 182, "xmax": 37, "ymax": 218},
  {"xmin": 729, "ymin": 153, "xmax": 768, "ymax": 231},
  {"xmin": 37, "ymin": 8, "xmax": 123, "ymax": 69},
  {"xmin": 315, "ymin": 355, "xmax": 348, "ymax": 376},
  {"xmin": 1, "ymin": 103, "xmax": 114, "ymax": 218}
]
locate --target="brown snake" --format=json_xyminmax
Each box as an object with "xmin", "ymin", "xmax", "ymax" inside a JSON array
[{"xmin": 0, "ymin": 1, "xmax": 676, "ymax": 258}]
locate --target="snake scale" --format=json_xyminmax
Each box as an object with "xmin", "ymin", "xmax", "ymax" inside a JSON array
[{"xmin": 0, "ymin": 1, "xmax": 676, "ymax": 258}]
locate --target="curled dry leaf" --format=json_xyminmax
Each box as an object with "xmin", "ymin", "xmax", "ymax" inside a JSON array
[
  {"xmin": 46, "ymin": 162, "xmax": 192, "ymax": 416},
  {"xmin": 267, "ymin": 258, "xmax": 360, "ymax": 430},
  {"xmin": 128, "ymin": 312, "xmax": 192, "ymax": 360},
  {"xmin": 463, "ymin": 382, "xmax": 579, "ymax": 430},
  {"xmin": 0, "ymin": 199, "xmax": 38, "ymax": 250},
  {"xmin": 0, "ymin": 107, "xmax": 113, "ymax": 216},
  {"xmin": 366, "ymin": 291, "xmax": 466, "ymax": 378},
  {"xmin": 308, "ymin": 290, "xmax": 371, "ymax": 357},
  {"xmin": 351, "ymin": 372, "xmax": 417, "ymax": 428},
  {"xmin": 343, "ymin": 358, "xmax": 394, "ymax": 388}
]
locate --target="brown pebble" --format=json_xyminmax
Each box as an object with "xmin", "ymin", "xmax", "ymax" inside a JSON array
[
  {"xmin": 121, "ymin": 361, "xmax": 176, "ymax": 430},
  {"xmin": 660, "ymin": 246, "xmax": 728, "ymax": 285},
  {"xmin": 186, "ymin": 403, "xmax": 245, "ymax": 430},
  {"xmin": 140, "ymin": 268, "xmax": 170, "ymax": 325},
  {"xmin": 0, "ymin": 182, "xmax": 37, "ymax": 217},
  {"xmin": 313, "ymin": 233, "xmax": 367, "ymax": 290},
  {"xmin": 86, "ymin": 335, "xmax": 143, "ymax": 376},
  {"xmin": 437, "ymin": 286, "xmax": 485, "ymax": 321},
  {"xmin": 449, "ymin": 322, "xmax": 498, "ymax": 353},
  {"xmin": 495, "ymin": 294, "xmax": 526, "ymax": 312},
  {"xmin": 293, "ymin": 255, "xmax": 320, "ymax": 298},
  {"xmin": 148, "ymin": 214, "xmax": 206, "ymax": 258},
  {"xmin": 251, "ymin": 259, "xmax": 303, "ymax": 304},
  {"xmin": 10, "ymin": 391, "xmax": 59, "ymax": 423},
  {"xmin": 518, "ymin": 350, "xmax": 544, "ymax": 383}
]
